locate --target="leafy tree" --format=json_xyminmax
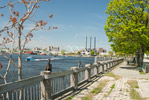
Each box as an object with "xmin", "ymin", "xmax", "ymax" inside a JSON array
[
  {"xmin": 105, "ymin": 0, "xmax": 149, "ymax": 67},
  {"xmin": 90, "ymin": 50, "xmax": 95, "ymax": 56},
  {"xmin": 76, "ymin": 51, "xmax": 81, "ymax": 55},
  {"xmin": 42, "ymin": 48, "xmax": 47, "ymax": 52},
  {"xmin": 145, "ymin": 51, "xmax": 149, "ymax": 57},
  {"xmin": 61, "ymin": 50, "xmax": 66, "ymax": 55},
  {"xmin": 108, "ymin": 51, "xmax": 113, "ymax": 57},
  {"xmin": 115, "ymin": 52, "xmax": 125, "ymax": 56},
  {"xmin": 96, "ymin": 52, "xmax": 100, "ymax": 56}
]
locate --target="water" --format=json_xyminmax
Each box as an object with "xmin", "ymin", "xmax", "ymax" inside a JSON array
[{"xmin": 0, "ymin": 54, "xmax": 95, "ymax": 83}]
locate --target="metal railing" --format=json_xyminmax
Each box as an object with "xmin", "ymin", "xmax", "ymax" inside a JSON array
[{"xmin": 0, "ymin": 57, "xmax": 123, "ymax": 100}]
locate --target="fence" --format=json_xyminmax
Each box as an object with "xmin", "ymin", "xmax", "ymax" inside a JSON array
[{"xmin": 0, "ymin": 57, "xmax": 123, "ymax": 100}]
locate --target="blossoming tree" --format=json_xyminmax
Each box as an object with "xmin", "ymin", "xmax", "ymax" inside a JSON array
[{"xmin": 0, "ymin": 0, "xmax": 57, "ymax": 84}]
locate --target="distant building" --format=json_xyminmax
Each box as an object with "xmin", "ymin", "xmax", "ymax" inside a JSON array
[
  {"xmin": 32, "ymin": 47, "xmax": 42, "ymax": 51},
  {"xmin": 48, "ymin": 46, "xmax": 60, "ymax": 54},
  {"xmin": 23, "ymin": 48, "xmax": 31, "ymax": 51},
  {"xmin": 98, "ymin": 48, "xmax": 107, "ymax": 53},
  {"xmin": 98, "ymin": 48, "xmax": 103, "ymax": 52},
  {"xmin": 49, "ymin": 46, "xmax": 60, "ymax": 52}
]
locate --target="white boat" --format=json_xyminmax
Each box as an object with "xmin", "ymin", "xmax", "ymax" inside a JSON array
[
  {"xmin": 26, "ymin": 56, "xmax": 63, "ymax": 61},
  {"xmin": 26, "ymin": 56, "xmax": 48, "ymax": 61}
]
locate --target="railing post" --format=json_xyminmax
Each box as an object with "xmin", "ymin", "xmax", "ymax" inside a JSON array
[
  {"xmin": 110, "ymin": 61, "xmax": 112, "ymax": 68},
  {"xmin": 112, "ymin": 61, "xmax": 114, "ymax": 67},
  {"xmin": 115, "ymin": 60, "xmax": 117, "ymax": 65},
  {"xmin": 71, "ymin": 67, "xmax": 78, "ymax": 90},
  {"xmin": 109, "ymin": 61, "xmax": 111, "ymax": 69},
  {"xmin": 110, "ymin": 61, "xmax": 112, "ymax": 69},
  {"xmin": 94, "ymin": 57, "xmax": 99, "ymax": 76},
  {"xmin": 115, "ymin": 60, "xmax": 117, "ymax": 66},
  {"xmin": 116, "ymin": 60, "xmax": 118, "ymax": 65},
  {"xmin": 113, "ymin": 60, "xmax": 115, "ymax": 67},
  {"xmin": 115, "ymin": 60, "xmax": 116, "ymax": 66},
  {"xmin": 94, "ymin": 56, "xmax": 98, "ymax": 63},
  {"xmin": 40, "ymin": 71, "xmax": 52, "ymax": 100},
  {"xmin": 100, "ymin": 62, "xmax": 104, "ymax": 73},
  {"xmin": 85, "ymin": 64, "xmax": 91, "ymax": 82},
  {"xmin": 119, "ymin": 59, "xmax": 123, "ymax": 63},
  {"xmin": 97, "ymin": 61, "xmax": 101, "ymax": 74},
  {"xmin": 93, "ymin": 63, "xmax": 99, "ymax": 76},
  {"xmin": 107, "ymin": 61, "xmax": 110, "ymax": 70},
  {"xmin": 105, "ymin": 61, "xmax": 108, "ymax": 71},
  {"xmin": 108, "ymin": 61, "xmax": 111, "ymax": 69}
]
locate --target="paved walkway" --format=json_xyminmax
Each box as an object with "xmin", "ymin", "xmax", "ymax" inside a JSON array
[
  {"xmin": 112, "ymin": 62, "xmax": 149, "ymax": 78},
  {"xmin": 72, "ymin": 61, "xmax": 149, "ymax": 100}
]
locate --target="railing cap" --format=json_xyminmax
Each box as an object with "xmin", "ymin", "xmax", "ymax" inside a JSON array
[
  {"xmin": 85, "ymin": 64, "xmax": 91, "ymax": 68},
  {"xmin": 71, "ymin": 67, "xmax": 79, "ymax": 73},
  {"xmin": 40, "ymin": 71, "xmax": 51, "ymax": 79},
  {"xmin": 93, "ymin": 63, "xmax": 98, "ymax": 66}
]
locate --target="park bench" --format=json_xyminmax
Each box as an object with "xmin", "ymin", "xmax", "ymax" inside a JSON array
[{"xmin": 127, "ymin": 57, "xmax": 136, "ymax": 65}]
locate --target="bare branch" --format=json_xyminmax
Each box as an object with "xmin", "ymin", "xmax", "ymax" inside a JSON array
[
  {"xmin": 20, "ymin": 0, "xmax": 37, "ymax": 25},
  {"xmin": 28, "ymin": 8, "xmax": 38, "ymax": 18},
  {"xmin": 21, "ymin": 26, "xmax": 37, "ymax": 52},
  {"xmin": 0, "ymin": 0, "xmax": 12, "ymax": 9},
  {"xmin": 0, "ymin": 21, "xmax": 11, "ymax": 34}
]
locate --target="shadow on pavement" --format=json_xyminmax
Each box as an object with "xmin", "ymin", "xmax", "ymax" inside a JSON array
[{"xmin": 120, "ymin": 66, "xmax": 137, "ymax": 70}]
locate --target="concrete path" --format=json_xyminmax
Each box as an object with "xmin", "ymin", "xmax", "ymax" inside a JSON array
[
  {"xmin": 93, "ymin": 78, "xmax": 132, "ymax": 100},
  {"xmin": 72, "ymin": 61, "xmax": 149, "ymax": 100},
  {"xmin": 112, "ymin": 62, "xmax": 149, "ymax": 78}
]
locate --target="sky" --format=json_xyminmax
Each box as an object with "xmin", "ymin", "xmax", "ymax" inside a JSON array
[{"xmin": 0, "ymin": 0, "xmax": 111, "ymax": 51}]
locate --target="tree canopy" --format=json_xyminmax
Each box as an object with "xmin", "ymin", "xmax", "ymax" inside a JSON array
[
  {"xmin": 105, "ymin": 0, "xmax": 149, "ymax": 66},
  {"xmin": 105, "ymin": 0, "xmax": 149, "ymax": 54}
]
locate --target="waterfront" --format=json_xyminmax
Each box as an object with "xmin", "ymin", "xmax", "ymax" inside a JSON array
[{"xmin": 0, "ymin": 54, "xmax": 95, "ymax": 83}]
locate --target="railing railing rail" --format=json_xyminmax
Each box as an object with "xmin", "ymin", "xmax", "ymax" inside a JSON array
[
  {"xmin": 0, "ymin": 75, "xmax": 43, "ymax": 94},
  {"xmin": 0, "ymin": 57, "xmax": 124, "ymax": 100}
]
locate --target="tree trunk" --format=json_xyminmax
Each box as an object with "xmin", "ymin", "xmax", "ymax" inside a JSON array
[
  {"xmin": 18, "ymin": 53, "xmax": 23, "ymax": 100},
  {"xmin": 136, "ymin": 45, "xmax": 145, "ymax": 67},
  {"xmin": 18, "ymin": 27, "xmax": 22, "ymax": 81},
  {"xmin": 18, "ymin": 27, "xmax": 23, "ymax": 100},
  {"xmin": 18, "ymin": 52, "xmax": 22, "ymax": 80},
  {"xmin": 4, "ymin": 58, "xmax": 11, "ymax": 100},
  {"xmin": 140, "ymin": 44, "xmax": 144, "ymax": 67},
  {"xmin": 136, "ymin": 50, "xmax": 140, "ymax": 67}
]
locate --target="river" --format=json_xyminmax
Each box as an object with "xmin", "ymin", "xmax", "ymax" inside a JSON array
[{"xmin": 0, "ymin": 54, "xmax": 95, "ymax": 83}]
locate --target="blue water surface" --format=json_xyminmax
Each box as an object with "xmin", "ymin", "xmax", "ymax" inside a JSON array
[{"xmin": 0, "ymin": 54, "xmax": 95, "ymax": 83}]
